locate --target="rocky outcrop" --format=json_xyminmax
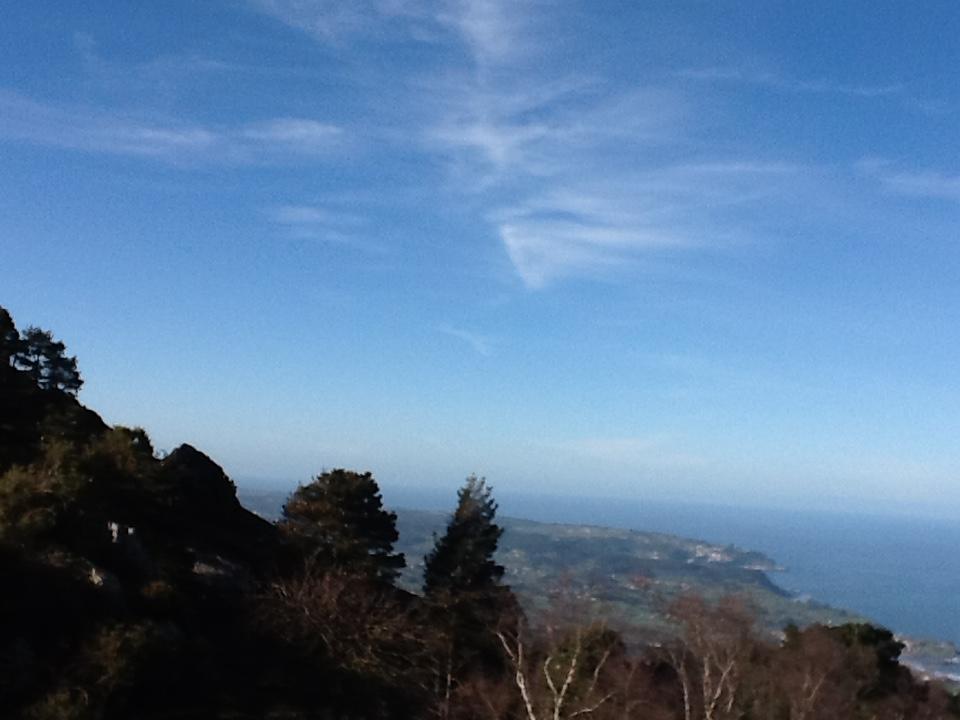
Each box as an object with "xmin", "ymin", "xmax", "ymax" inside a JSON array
[{"xmin": 159, "ymin": 445, "xmax": 277, "ymax": 572}]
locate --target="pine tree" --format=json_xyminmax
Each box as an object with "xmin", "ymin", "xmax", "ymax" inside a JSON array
[
  {"xmin": 0, "ymin": 307, "xmax": 21, "ymax": 368},
  {"xmin": 423, "ymin": 476, "xmax": 518, "ymax": 689},
  {"xmin": 14, "ymin": 326, "xmax": 82, "ymax": 394},
  {"xmin": 279, "ymin": 469, "xmax": 404, "ymax": 583},
  {"xmin": 424, "ymin": 475, "xmax": 505, "ymax": 597},
  {"xmin": 1, "ymin": 309, "xmax": 92, "ymax": 473}
]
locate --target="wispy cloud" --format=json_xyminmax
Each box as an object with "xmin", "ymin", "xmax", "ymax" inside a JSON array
[
  {"xmin": 242, "ymin": 118, "xmax": 343, "ymax": 153},
  {"xmin": 494, "ymin": 189, "xmax": 694, "ymax": 288},
  {"xmin": 405, "ymin": 7, "xmax": 818, "ymax": 289},
  {"xmin": 420, "ymin": 68, "xmax": 722, "ymax": 288},
  {"xmin": 427, "ymin": 79, "xmax": 681, "ymax": 176},
  {"xmin": 677, "ymin": 66, "xmax": 906, "ymax": 98},
  {"xmin": 73, "ymin": 31, "xmax": 240, "ymax": 97},
  {"xmin": 249, "ymin": 0, "xmax": 532, "ymax": 67},
  {"xmin": 250, "ymin": 0, "xmax": 372, "ymax": 41},
  {"xmin": 248, "ymin": 0, "xmax": 729, "ymax": 289},
  {"xmin": 245, "ymin": 3, "xmax": 829, "ymax": 290},
  {"xmin": 437, "ymin": 325, "xmax": 495, "ymax": 356},
  {"xmin": 273, "ymin": 204, "xmax": 365, "ymax": 227},
  {"xmin": 486, "ymin": 160, "xmax": 803, "ymax": 287},
  {"xmin": 0, "ymin": 90, "xmax": 344, "ymax": 163},
  {"xmin": 878, "ymin": 171, "xmax": 960, "ymax": 203},
  {"xmin": 440, "ymin": 0, "xmax": 536, "ymax": 66},
  {"xmin": 857, "ymin": 158, "xmax": 960, "ymax": 203},
  {"xmin": 269, "ymin": 203, "xmax": 381, "ymax": 250}
]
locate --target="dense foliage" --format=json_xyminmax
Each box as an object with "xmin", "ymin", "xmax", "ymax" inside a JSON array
[
  {"xmin": 0, "ymin": 305, "xmax": 956, "ymax": 719},
  {"xmin": 280, "ymin": 469, "xmax": 405, "ymax": 583},
  {"xmin": 424, "ymin": 475, "xmax": 505, "ymax": 597}
]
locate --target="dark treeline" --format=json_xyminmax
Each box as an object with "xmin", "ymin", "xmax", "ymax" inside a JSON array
[{"xmin": 1, "ymin": 305, "xmax": 957, "ymax": 719}]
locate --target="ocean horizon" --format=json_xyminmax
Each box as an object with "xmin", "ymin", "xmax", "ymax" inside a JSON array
[{"xmin": 376, "ymin": 486, "xmax": 960, "ymax": 649}]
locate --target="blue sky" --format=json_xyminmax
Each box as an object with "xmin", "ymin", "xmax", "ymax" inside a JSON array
[{"xmin": 3, "ymin": 1, "xmax": 960, "ymax": 517}]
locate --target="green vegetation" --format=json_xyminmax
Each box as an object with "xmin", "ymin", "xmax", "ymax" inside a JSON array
[
  {"xmin": 422, "ymin": 476, "xmax": 520, "ymax": 699},
  {"xmin": 280, "ymin": 469, "xmax": 405, "ymax": 583},
  {"xmin": 393, "ymin": 508, "xmax": 860, "ymax": 642},
  {"xmin": 424, "ymin": 476, "xmax": 506, "ymax": 598},
  {"xmin": 1, "ymin": 305, "xmax": 957, "ymax": 719}
]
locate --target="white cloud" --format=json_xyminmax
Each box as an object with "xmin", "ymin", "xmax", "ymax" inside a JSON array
[
  {"xmin": 489, "ymin": 161, "xmax": 802, "ymax": 288},
  {"xmin": 499, "ymin": 220, "xmax": 685, "ymax": 289},
  {"xmin": 0, "ymin": 90, "xmax": 344, "ymax": 163},
  {"xmin": 857, "ymin": 159, "xmax": 960, "ymax": 203},
  {"xmin": 242, "ymin": 118, "xmax": 343, "ymax": 153},
  {"xmin": 408, "ymin": 13, "xmax": 819, "ymax": 290},
  {"xmin": 248, "ymin": 0, "xmax": 720, "ymax": 289},
  {"xmin": 0, "ymin": 90, "xmax": 220, "ymax": 157},
  {"xmin": 269, "ymin": 203, "xmax": 382, "ymax": 251},
  {"xmin": 250, "ymin": 0, "xmax": 370, "ymax": 40},
  {"xmin": 879, "ymin": 171, "xmax": 960, "ymax": 203},
  {"xmin": 442, "ymin": 0, "xmax": 533, "ymax": 66},
  {"xmin": 245, "ymin": 2, "xmax": 819, "ymax": 290},
  {"xmin": 426, "ymin": 73, "xmax": 804, "ymax": 287},
  {"xmin": 437, "ymin": 325, "xmax": 495, "ymax": 356},
  {"xmin": 274, "ymin": 205, "xmax": 338, "ymax": 225},
  {"xmin": 250, "ymin": 0, "xmax": 533, "ymax": 67},
  {"xmin": 427, "ymin": 80, "xmax": 681, "ymax": 177},
  {"xmin": 431, "ymin": 117, "xmax": 552, "ymax": 172},
  {"xmin": 677, "ymin": 66, "xmax": 906, "ymax": 98},
  {"xmin": 272, "ymin": 203, "xmax": 366, "ymax": 228}
]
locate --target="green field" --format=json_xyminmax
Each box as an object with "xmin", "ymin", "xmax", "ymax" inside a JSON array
[{"xmin": 393, "ymin": 507, "xmax": 859, "ymax": 641}]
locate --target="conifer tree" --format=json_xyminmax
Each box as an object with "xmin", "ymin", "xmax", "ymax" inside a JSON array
[
  {"xmin": 0, "ymin": 307, "xmax": 20, "ymax": 368},
  {"xmin": 424, "ymin": 475, "xmax": 505, "ymax": 598},
  {"xmin": 279, "ymin": 469, "xmax": 404, "ymax": 583},
  {"xmin": 13, "ymin": 326, "xmax": 82, "ymax": 394},
  {"xmin": 423, "ymin": 476, "xmax": 518, "ymax": 692}
]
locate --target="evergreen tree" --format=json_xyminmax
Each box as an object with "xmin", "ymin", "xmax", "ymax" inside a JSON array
[
  {"xmin": 279, "ymin": 469, "xmax": 404, "ymax": 583},
  {"xmin": 13, "ymin": 326, "xmax": 82, "ymax": 394},
  {"xmin": 0, "ymin": 307, "xmax": 21, "ymax": 368},
  {"xmin": 423, "ymin": 476, "xmax": 518, "ymax": 687},
  {"xmin": 424, "ymin": 475, "xmax": 505, "ymax": 597},
  {"xmin": 1, "ymin": 308, "xmax": 98, "ymax": 473}
]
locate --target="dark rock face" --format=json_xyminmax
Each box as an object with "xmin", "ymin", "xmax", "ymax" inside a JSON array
[
  {"xmin": 161, "ymin": 444, "xmax": 241, "ymax": 513},
  {"xmin": 159, "ymin": 445, "xmax": 277, "ymax": 572}
]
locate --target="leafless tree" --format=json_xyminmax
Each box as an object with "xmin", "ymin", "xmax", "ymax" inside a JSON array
[
  {"xmin": 494, "ymin": 617, "xmax": 621, "ymax": 720},
  {"xmin": 775, "ymin": 625, "xmax": 855, "ymax": 720},
  {"xmin": 258, "ymin": 566, "xmax": 425, "ymax": 683},
  {"xmin": 661, "ymin": 595, "xmax": 757, "ymax": 720}
]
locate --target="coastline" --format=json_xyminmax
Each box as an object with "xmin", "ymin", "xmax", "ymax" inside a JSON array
[{"xmin": 241, "ymin": 485, "xmax": 960, "ymax": 690}]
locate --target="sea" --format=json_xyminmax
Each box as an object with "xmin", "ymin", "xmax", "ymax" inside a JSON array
[{"xmin": 382, "ymin": 487, "xmax": 960, "ymax": 649}]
